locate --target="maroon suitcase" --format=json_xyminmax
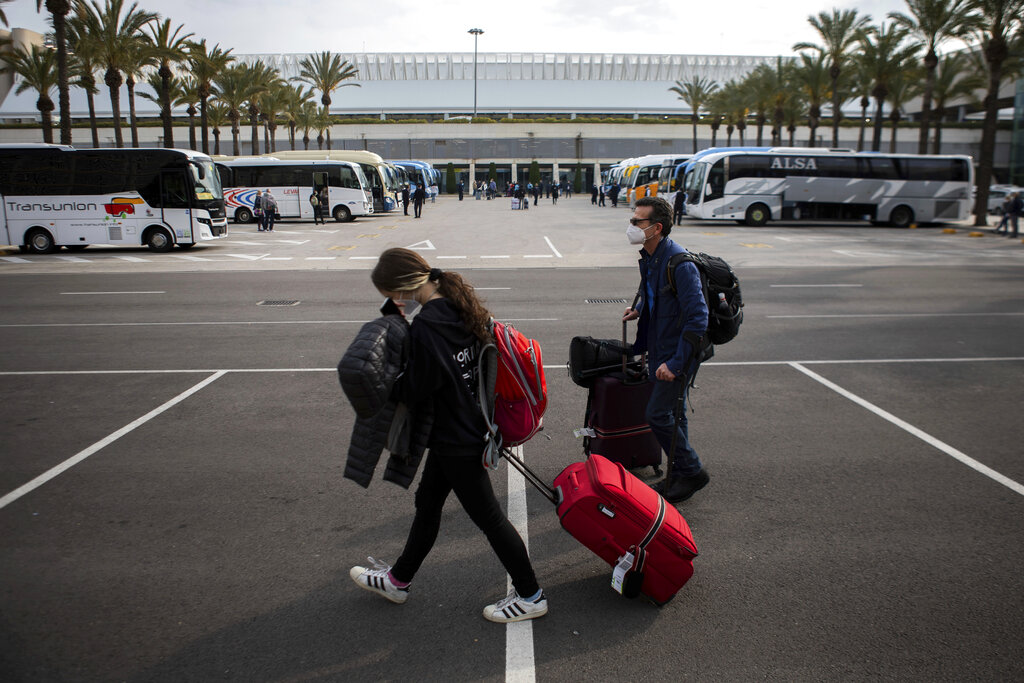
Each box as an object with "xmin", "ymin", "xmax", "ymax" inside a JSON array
[
  {"xmin": 584, "ymin": 373, "xmax": 662, "ymax": 474},
  {"xmin": 504, "ymin": 450, "xmax": 698, "ymax": 605}
]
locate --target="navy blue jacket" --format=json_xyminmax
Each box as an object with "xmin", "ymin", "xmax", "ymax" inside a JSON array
[{"xmin": 632, "ymin": 237, "xmax": 708, "ymax": 379}]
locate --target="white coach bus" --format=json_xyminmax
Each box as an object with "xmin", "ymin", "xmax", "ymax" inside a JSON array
[
  {"xmin": 215, "ymin": 157, "xmax": 372, "ymax": 223},
  {"xmin": 683, "ymin": 149, "xmax": 973, "ymax": 227},
  {"xmin": 0, "ymin": 144, "xmax": 227, "ymax": 253}
]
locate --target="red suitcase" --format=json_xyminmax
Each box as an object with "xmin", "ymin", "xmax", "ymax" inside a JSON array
[
  {"xmin": 584, "ymin": 373, "xmax": 662, "ymax": 474},
  {"xmin": 504, "ymin": 450, "xmax": 698, "ymax": 605}
]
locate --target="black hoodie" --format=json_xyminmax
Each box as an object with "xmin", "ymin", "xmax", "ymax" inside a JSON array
[{"xmin": 399, "ymin": 297, "xmax": 488, "ymax": 457}]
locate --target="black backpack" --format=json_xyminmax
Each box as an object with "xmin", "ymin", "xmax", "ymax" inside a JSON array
[{"xmin": 666, "ymin": 251, "xmax": 743, "ymax": 348}]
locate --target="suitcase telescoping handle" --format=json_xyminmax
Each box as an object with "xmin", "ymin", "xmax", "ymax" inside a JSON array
[
  {"xmin": 499, "ymin": 446, "xmax": 561, "ymax": 506},
  {"xmin": 622, "ymin": 291, "xmax": 642, "ymax": 374}
]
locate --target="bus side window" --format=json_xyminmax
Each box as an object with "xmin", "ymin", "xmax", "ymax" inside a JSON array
[
  {"xmin": 706, "ymin": 160, "xmax": 725, "ymax": 201},
  {"xmin": 339, "ymin": 167, "xmax": 358, "ymax": 189},
  {"xmin": 867, "ymin": 158, "xmax": 899, "ymax": 180}
]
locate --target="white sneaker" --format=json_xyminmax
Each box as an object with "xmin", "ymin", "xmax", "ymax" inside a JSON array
[
  {"xmin": 483, "ymin": 590, "xmax": 548, "ymax": 623},
  {"xmin": 349, "ymin": 557, "xmax": 409, "ymax": 604}
]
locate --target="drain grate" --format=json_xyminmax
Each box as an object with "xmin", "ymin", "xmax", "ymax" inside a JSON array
[
  {"xmin": 258, "ymin": 300, "xmax": 300, "ymax": 306},
  {"xmin": 585, "ymin": 298, "xmax": 628, "ymax": 304}
]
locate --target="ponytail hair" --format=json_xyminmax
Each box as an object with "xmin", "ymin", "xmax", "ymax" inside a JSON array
[{"xmin": 371, "ymin": 247, "xmax": 492, "ymax": 343}]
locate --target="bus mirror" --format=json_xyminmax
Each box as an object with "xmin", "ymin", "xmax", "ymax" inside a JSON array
[
  {"xmin": 704, "ymin": 184, "xmax": 711, "ymax": 197},
  {"xmin": 192, "ymin": 162, "xmax": 205, "ymax": 180}
]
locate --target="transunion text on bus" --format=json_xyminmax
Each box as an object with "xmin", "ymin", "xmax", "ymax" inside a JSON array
[
  {"xmin": 6, "ymin": 201, "xmax": 99, "ymax": 212},
  {"xmin": 770, "ymin": 157, "xmax": 818, "ymax": 170}
]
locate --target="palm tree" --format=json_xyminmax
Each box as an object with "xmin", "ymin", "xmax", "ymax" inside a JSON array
[
  {"xmin": 283, "ymin": 84, "xmax": 313, "ymax": 150},
  {"xmin": 968, "ymin": 0, "xmax": 1024, "ymax": 226},
  {"xmin": 5, "ymin": 44, "xmax": 58, "ymax": 142},
  {"xmin": 794, "ymin": 8, "xmax": 872, "ymax": 147},
  {"xmin": 313, "ymin": 105, "xmax": 331, "ymax": 150},
  {"xmin": 793, "ymin": 51, "xmax": 831, "ymax": 146},
  {"xmin": 885, "ymin": 66, "xmax": 923, "ymax": 152},
  {"xmin": 240, "ymin": 59, "xmax": 275, "ymax": 154},
  {"xmin": 147, "ymin": 18, "xmax": 192, "ymax": 148},
  {"xmin": 66, "ymin": 11, "xmax": 100, "ymax": 146},
  {"xmin": 293, "ymin": 100, "xmax": 318, "ymax": 150},
  {"xmin": 122, "ymin": 36, "xmax": 155, "ymax": 147},
  {"xmin": 858, "ymin": 22, "xmax": 919, "ymax": 152},
  {"xmin": 258, "ymin": 81, "xmax": 292, "ymax": 153},
  {"xmin": 849, "ymin": 58, "xmax": 874, "ymax": 151},
  {"xmin": 1, "ymin": 0, "xmax": 13, "ymax": 26},
  {"xmin": 179, "ymin": 75, "xmax": 201, "ymax": 151},
  {"xmin": 930, "ymin": 52, "xmax": 985, "ymax": 153},
  {"xmin": 35, "ymin": 0, "xmax": 72, "ymax": 144},
  {"xmin": 207, "ymin": 101, "xmax": 228, "ymax": 155},
  {"xmin": 296, "ymin": 51, "xmax": 359, "ymax": 150},
  {"xmin": 188, "ymin": 40, "xmax": 233, "ymax": 155},
  {"xmin": 889, "ymin": 0, "xmax": 980, "ymax": 154},
  {"xmin": 668, "ymin": 76, "xmax": 718, "ymax": 153},
  {"xmin": 743, "ymin": 64, "xmax": 775, "ymax": 145},
  {"xmin": 73, "ymin": 0, "xmax": 157, "ymax": 148},
  {"xmin": 212, "ymin": 63, "xmax": 258, "ymax": 155}
]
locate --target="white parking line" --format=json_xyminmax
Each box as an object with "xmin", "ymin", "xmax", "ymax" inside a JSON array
[
  {"xmin": 789, "ymin": 362, "xmax": 1024, "ymax": 497},
  {"xmin": 543, "ymin": 236, "xmax": 562, "ymax": 258},
  {"xmin": 0, "ymin": 371, "xmax": 226, "ymax": 510},
  {"xmin": 60, "ymin": 291, "xmax": 165, "ymax": 295},
  {"xmin": 770, "ymin": 284, "xmax": 863, "ymax": 288},
  {"xmin": 505, "ymin": 445, "xmax": 537, "ymax": 683}
]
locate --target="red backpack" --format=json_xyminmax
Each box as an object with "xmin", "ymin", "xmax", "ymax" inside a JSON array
[{"xmin": 480, "ymin": 320, "xmax": 547, "ymax": 465}]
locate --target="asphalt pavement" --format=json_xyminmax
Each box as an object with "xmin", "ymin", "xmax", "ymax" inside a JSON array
[{"xmin": 1, "ymin": 196, "xmax": 1023, "ymax": 681}]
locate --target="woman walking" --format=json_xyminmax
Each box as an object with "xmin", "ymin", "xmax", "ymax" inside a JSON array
[{"xmin": 349, "ymin": 248, "xmax": 548, "ymax": 624}]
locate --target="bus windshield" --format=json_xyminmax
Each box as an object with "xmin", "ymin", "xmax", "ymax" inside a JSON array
[{"xmin": 190, "ymin": 159, "xmax": 222, "ymax": 201}]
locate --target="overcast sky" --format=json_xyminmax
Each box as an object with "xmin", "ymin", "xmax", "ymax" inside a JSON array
[{"xmin": 4, "ymin": 0, "xmax": 921, "ymax": 57}]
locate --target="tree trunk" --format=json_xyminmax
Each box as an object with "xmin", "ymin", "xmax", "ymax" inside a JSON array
[
  {"xmin": 127, "ymin": 76, "xmax": 139, "ymax": 147},
  {"xmin": 691, "ymin": 114, "xmax": 698, "ymax": 154},
  {"xmin": 49, "ymin": 3, "xmax": 72, "ymax": 145},
  {"xmin": 199, "ymin": 88, "xmax": 210, "ymax": 154},
  {"xmin": 213, "ymin": 128, "xmax": 220, "ymax": 155},
  {"xmin": 187, "ymin": 105, "xmax": 197, "ymax": 150},
  {"xmin": 249, "ymin": 106, "xmax": 259, "ymax": 155},
  {"xmin": 756, "ymin": 114, "xmax": 765, "ymax": 146},
  {"xmin": 918, "ymin": 48, "xmax": 938, "ymax": 155},
  {"xmin": 229, "ymin": 111, "xmax": 240, "ymax": 156},
  {"xmin": 37, "ymin": 96, "xmax": 55, "ymax": 144},
  {"xmin": 872, "ymin": 96, "xmax": 885, "ymax": 152},
  {"xmin": 159, "ymin": 64, "xmax": 174, "ymax": 147},
  {"xmin": 829, "ymin": 66, "xmax": 841, "ymax": 147},
  {"xmin": 973, "ymin": 38, "xmax": 1006, "ymax": 227},
  {"xmin": 303, "ymin": 133, "xmax": 310, "ymax": 150},
  {"xmin": 726, "ymin": 124, "xmax": 734, "ymax": 146},
  {"xmin": 931, "ymin": 117, "xmax": 943, "ymax": 154},
  {"xmin": 105, "ymin": 67, "xmax": 124, "ymax": 148},
  {"xmin": 86, "ymin": 88, "xmax": 99, "ymax": 147},
  {"xmin": 289, "ymin": 121, "xmax": 296, "ymax": 150},
  {"xmin": 858, "ymin": 98, "xmax": 869, "ymax": 151}
]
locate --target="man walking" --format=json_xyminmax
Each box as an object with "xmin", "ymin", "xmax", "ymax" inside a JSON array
[
  {"xmin": 622, "ymin": 196, "xmax": 710, "ymax": 504},
  {"xmin": 402, "ymin": 184, "xmax": 410, "ymax": 216},
  {"xmin": 413, "ymin": 183, "xmax": 426, "ymax": 218}
]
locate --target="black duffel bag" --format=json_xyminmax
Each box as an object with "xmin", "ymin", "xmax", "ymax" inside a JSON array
[{"xmin": 568, "ymin": 336, "xmax": 642, "ymax": 388}]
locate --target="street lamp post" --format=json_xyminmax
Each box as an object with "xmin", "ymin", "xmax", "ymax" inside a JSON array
[{"xmin": 468, "ymin": 28, "xmax": 483, "ymax": 120}]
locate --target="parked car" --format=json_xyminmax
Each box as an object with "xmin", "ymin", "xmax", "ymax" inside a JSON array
[{"xmin": 987, "ymin": 186, "xmax": 1024, "ymax": 215}]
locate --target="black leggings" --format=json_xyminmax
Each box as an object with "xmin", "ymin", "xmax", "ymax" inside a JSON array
[{"xmin": 391, "ymin": 451, "xmax": 540, "ymax": 598}]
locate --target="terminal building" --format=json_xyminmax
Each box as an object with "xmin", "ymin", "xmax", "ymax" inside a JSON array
[{"xmin": 1, "ymin": 32, "xmax": 1020, "ymax": 186}]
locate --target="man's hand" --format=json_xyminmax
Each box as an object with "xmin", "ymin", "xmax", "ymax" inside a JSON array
[
  {"xmin": 655, "ymin": 362, "xmax": 676, "ymax": 381},
  {"xmin": 622, "ymin": 307, "xmax": 640, "ymax": 322}
]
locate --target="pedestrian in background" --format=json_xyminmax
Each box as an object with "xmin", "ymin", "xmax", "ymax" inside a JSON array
[
  {"xmin": 1007, "ymin": 192, "xmax": 1023, "ymax": 239},
  {"xmin": 413, "ymin": 183, "xmax": 426, "ymax": 218},
  {"xmin": 253, "ymin": 191, "xmax": 264, "ymax": 230},
  {"xmin": 673, "ymin": 189, "xmax": 686, "ymax": 226},
  {"xmin": 310, "ymin": 189, "xmax": 324, "ymax": 225},
  {"xmin": 261, "ymin": 189, "xmax": 277, "ymax": 232},
  {"xmin": 402, "ymin": 184, "xmax": 411, "ymax": 216}
]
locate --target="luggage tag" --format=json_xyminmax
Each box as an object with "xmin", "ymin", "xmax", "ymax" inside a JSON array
[
  {"xmin": 611, "ymin": 546, "xmax": 646, "ymax": 599},
  {"xmin": 611, "ymin": 551, "xmax": 636, "ymax": 595},
  {"xmin": 573, "ymin": 427, "xmax": 596, "ymax": 439}
]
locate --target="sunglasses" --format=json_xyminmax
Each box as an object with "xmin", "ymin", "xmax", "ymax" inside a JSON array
[{"xmin": 629, "ymin": 218, "xmax": 656, "ymax": 227}]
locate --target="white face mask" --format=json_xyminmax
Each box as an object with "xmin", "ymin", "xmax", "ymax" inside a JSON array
[
  {"xmin": 396, "ymin": 296, "xmax": 422, "ymax": 322},
  {"xmin": 626, "ymin": 224, "xmax": 649, "ymax": 245}
]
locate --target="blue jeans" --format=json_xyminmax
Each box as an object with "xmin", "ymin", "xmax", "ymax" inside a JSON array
[{"xmin": 645, "ymin": 379, "xmax": 702, "ymax": 477}]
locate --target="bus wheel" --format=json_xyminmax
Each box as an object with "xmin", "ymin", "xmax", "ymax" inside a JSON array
[
  {"xmin": 145, "ymin": 228, "xmax": 174, "ymax": 252},
  {"xmin": 744, "ymin": 203, "xmax": 770, "ymax": 227},
  {"xmin": 26, "ymin": 228, "xmax": 57, "ymax": 254},
  {"xmin": 889, "ymin": 206, "xmax": 914, "ymax": 228},
  {"xmin": 333, "ymin": 205, "xmax": 352, "ymax": 222},
  {"xmin": 235, "ymin": 207, "xmax": 253, "ymax": 223}
]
